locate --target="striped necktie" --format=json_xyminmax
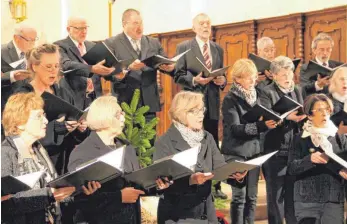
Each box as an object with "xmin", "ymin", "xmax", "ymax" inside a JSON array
[
  {"xmin": 18, "ymin": 52, "xmax": 26, "ymax": 69},
  {"xmin": 131, "ymin": 39, "xmax": 141, "ymax": 55},
  {"xmin": 203, "ymin": 43, "xmax": 212, "ymax": 70}
]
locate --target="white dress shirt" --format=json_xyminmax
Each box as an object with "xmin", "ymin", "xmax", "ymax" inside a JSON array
[{"xmin": 314, "ymin": 57, "xmax": 330, "ymax": 91}]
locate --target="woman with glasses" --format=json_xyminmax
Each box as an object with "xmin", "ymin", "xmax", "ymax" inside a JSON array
[
  {"xmin": 287, "ymin": 94, "xmax": 347, "ymax": 224},
  {"xmin": 259, "ymin": 56, "xmax": 306, "ymax": 224},
  {"xmin": 221, "ymin": 59, "xmax": 277, "ymax": 224},
  {"xmin": 13, "ymin": 43, "xmax": 86, "ymax": 175},
  {"xmin": 153, "ymin": 91, "xmax": 231, "ymax": 223}
]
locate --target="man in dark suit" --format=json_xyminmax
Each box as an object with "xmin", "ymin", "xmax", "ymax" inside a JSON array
[
  {"xmin": 174, "ymin": 13, "xmax": 227, "ymax": 199},
  {"xmin": 54, "ymin": 17, "xmax": 115, "ymax": 110},
  {"xmin": 1, "ymin": 24, "xmax": 37, "ymax": 140},
  {"xmin": 104, "ymin": 9, "xmax": 175, "ymax": 122},
  {"xmin": 256, "ymin": 37, "xmax": 276, "ymax": 90},
  {"xmin": 300, "ymin": 32, "xmax": 342, "ymax": 96}
]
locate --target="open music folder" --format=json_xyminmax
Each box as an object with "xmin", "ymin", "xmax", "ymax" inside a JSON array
[
  {"xmin": 124, "ymin": 146, "xmax": 200, "ymax": 189},
  {"xmin": 248, "ymin": 53, "xmax": 301, "ymax": 73},
  {"xmin": 195, "ymin": 57, "xmax": 230, "ymax": 78},
  {"xmin": 212, "ymin": 151, "xmax": 278, "ymax": 181},
  {"xmin": 82, "ymin": 41, "xmax": 133, "ymax": 69},
  {"xmin": 305, "ymin": 60, "xmax": 346, "ymax": 81},
  {"xmin": 142, "ymin": 49, "xmax": 191, "ymax": 69},
  {"xmin": 1, "ymin": 171, "xmax": 45, "ymax": 195},
  {"xmin": 48, "ymin": 146, "xmax": 125, "ymax": 189}
]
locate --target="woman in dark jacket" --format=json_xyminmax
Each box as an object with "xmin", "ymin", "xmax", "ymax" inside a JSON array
[
  {"xmin": 13, "ymin": 43, "xmax": 87, "ymax": 175},
  {"xmin": 221, "ymin": 59, "xmax": 277, "ymax": 224},
  {"xmin": 1, "ymin": 92, "xmax": 76, "ymax": 224},
  {"xmin": 68, "ymin": 95, "xmax": 168, "ymax": 224},
  {"xmin": 153, "ymin": 91, "xmax": 235, "ymax": 224},
  {"xmin": 287, "ymin": 94, "xmax": 347, "ymax": 224},
  {"xmin": 259, "ymin": 56, "xmax": 307, "ymax": 224}
]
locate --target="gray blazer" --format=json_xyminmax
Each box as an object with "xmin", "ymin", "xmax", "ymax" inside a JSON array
[
  {"xmin": 54, "ymin": 37, "xmax": 102, "ymax": 109},
  {"xmin": 1, "ymin": 41, "xmax": 19, "ymax": 74},
  {"xmin": 104, "ymin": 33, "xmax": 171, "ymax": 112},
  {"xmin": 153, "ymin": 125, "xmax": 226, "ymax": 223},
  {"xmin": 174, "ymin": 38, "xmax": 225, "ymax": 120}
]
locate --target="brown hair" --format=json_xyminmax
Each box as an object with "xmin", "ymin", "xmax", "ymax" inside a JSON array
[
  {"xmin": 2, "ymin": 92, "xmax": 44, "ymax": 136},
  {"xmin": 303, "ymin": 94, "xmax": 334, "ymax": 116},
  {"xmin": 25, "ymin": 43, "xmax": 60, "ymax": 73}
]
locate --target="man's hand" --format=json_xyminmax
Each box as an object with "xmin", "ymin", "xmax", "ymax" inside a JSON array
[
  {"xmin": 128, "ymin": 59, "xmax": 146, "ymax": 71},
  {"xmin": 91, "ymin": 59, "xmax": 115, "ymax": 75},
  {"xmin": 121, "ymin": 187, "xmax": 145, "ymax": 203},
  {"xmin": 316, "ymin": 74, "xmax": 330, "ymax": 88},
  {"xmin": 286, "ymin": 111, "xmax": 307, "ymax": 123},
  {"xmin": 159, "ymin": 64, "xmax": 175, "ymax": 72},
  {"xmin": 189, "ymin": 172, "xmax": 214, "ymax": 185},
  {"xmin": 193, "ymin": 73, "xmax": 214, "ymax": 86},
  {"xmin": 213, "ymin": 76, "xmax": 226, "ymax": 86},
  {"xmin": 13, "ymin": 70, "xmax": 31, "ymax": 81}
]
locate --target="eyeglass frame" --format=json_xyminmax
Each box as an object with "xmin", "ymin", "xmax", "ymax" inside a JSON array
[
  {"xmin": 311, "ymin": 107, "xmax": 332, "ymax": 115},
  {"xmin": 18, "ymin": 35, "xmax": 39, "ymax": 43},
  {"xmin": 70, "ymin": 26, "xmax": 89, "ymax": 31},
  {"xmin": 39, "ymin": 63, "xmax": 61, "ymax": 72},
  {"xmin": 188, "ymin": 107, "xmax": 207, "ymax": 116}
]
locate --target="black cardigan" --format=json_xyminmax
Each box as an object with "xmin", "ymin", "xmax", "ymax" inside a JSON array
[
  {"xmin": 221, "ymin": 90, "xmax": 268, "ymax": 159},
  {"xmin": 288, "ymin": 132, "xmax": 347, "ymax": 203}
]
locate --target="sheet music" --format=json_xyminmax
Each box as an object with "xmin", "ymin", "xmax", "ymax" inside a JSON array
[
  {"xmin": 280, "ymin": 106, "xmax": 301, "ymax": 119},
  {"xmin": 172, "ymin": 145, "xmax": 199, "ymax": 171},
  {"xmin": 9, "ymin": 58, "xmax": 25, "ymax": 68},
  {"xmin": 237, "ymin": 151, "xmax": 278, "ymax": 166},
  {"xmin": 15, "ymin": 171, "xmax": 44, "ymax": 188},
  {"xmin": 98, "ymin": 146, "xmax": 125, "ymax": 171},
  {"xmin": 171, "ymin": 49, "xmax": 191, "ymax": 61}
]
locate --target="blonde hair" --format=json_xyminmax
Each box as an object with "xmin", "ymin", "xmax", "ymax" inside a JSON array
[
  {"xmin": 87, "ymin": 96, "xmax": 123, "ymax": 132},
  {"xmin": 26, "ymin": 44, "xmax": 60, "ymax": 73},
  {"xmin": 257, "ymin": 37, "xmax": 274, "ymax": 51},
  {"xmin": 329, "ymin": 67, "xmax": 347, "ymax": 93},
  {"xmin": 2, "ymin": 92, "xmax": 44, "ymax": 136},
  {"xmin": 231, "ymin": 59, "xmax": 258, "ymax": 81},
  {"xmin": 169, "ymin": 91, "xmax": 204, "ymax": 125}
]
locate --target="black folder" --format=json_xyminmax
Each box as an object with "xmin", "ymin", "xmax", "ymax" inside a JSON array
[
  {"xmin": 272, "ymin": 95, "xmax": 303, "ymax": 115},
  {"xmin": 195, "ymin": 57, "xmax": 230, "ymax": 78},
  {"xmin": 48, "ymin": 146, "xmax": 125, "ymax": 190},
  {"xmin": 305, "ymin": 60, "xmax": 346, "ymax": 81},
  {"xmin": 142, "ymin": 49, "xmax": 190, "ymax": 69},
  {"xmin": 212, "ymin": 151, "xmax": 278, "ymax": 181},
  {"xmin": 331, "ymin": 110, "xmax": 347, "ymax": 126},
  {"xmin": 1, "ymin": 171, "xmax": 44, "ymax": 195},
  {"xmin": 242, "ymin": 104, "xmax": 282, "ymax": 122},
  {"xmin": 248, "ymin": 53, "xmax": 301, "ymax": 73},
  {"xmin": 41, "ymin": 92, "xmax": 84, "ymax": 122},
  {"xmin": 124, "ymin": 146, "xmax": 200, "ymax": 189},
  {"xmin": 82, "ymin": 41, "xmax": 133, "ymax": 69}
]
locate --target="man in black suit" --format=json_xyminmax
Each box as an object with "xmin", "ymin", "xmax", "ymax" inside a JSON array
[
  {"xmin": 104, "ymin": 9, "xmax": 175, "ymax": 122},
  {"xmin": 1, "ymin": 23, "xmax": 37, "ymax": 140},
  {"xmin": 256, "ymin": 37, "xmax": 276, "ymax": 90},
  {"xmin": 54, "ymin": 17, "xmax": 115, "ymax": 110},
  {"xmin": 300, "ymin": 32, "xmax": 342, "ymax": 96},
  {"xmin": 174, "ymin": 13, "xmax": 227, "ymax": 199}
]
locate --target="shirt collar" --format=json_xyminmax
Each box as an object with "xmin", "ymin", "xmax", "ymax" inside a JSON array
[
  {"xmin": 69, "ymin": 36, "xmax": 85, "ymax": 48},
  {"xmin": 315, "ymin": 57, "xmax": 329, "ymax": 67},
  {"xmin": 12, "ymin": 40, "xmax": 23, "ymax": 58},
  {"xmin": 332, "ymin": 92, "xmax": 347, "ymax": 104},
  {"xmin": 195, "ymin": 36, "xmax": 210, "ymax": 50},
  {"xmin": 124, "ymin": 32, "xmax": 141, "ymax": 45}
]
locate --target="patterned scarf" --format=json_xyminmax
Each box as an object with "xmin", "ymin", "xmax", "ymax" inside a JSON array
[
  {"xmin": 230, "ymin": 82, "xmax": 257, "ymax": 106},
  {"xmin": 174, "ymin": 121, "xmax": 204, "ymax": 148},
  {"xmin": 275, "ymin": 80, "xmax": 295, "ymax": 94},
  {"xmin": 302, "ymin": 120, "xmax": 337, "ymax": 152}
]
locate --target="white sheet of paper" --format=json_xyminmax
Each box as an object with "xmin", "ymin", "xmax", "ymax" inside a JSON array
[
  {"xmin": 237, "ymin": 151, "xmax": 278, "ymax": 165},
  {"xmin": 172, "ymin": 145, "xmax": 200, "ymax": 171},
  {"xmin": 323, "ymin": 150, "xmax": 347, "ymax": 169},
  {"xmin": 99, "ymin": 145, "xmax": 126, "ymax": 171},
  {"xmin": 9, "ymin": 58, "xmax": 25, "ymax": 68},
  {"xmin": 15, "ymin": 171, "xmax": 44, "ymax": 188},
  {"xmin": 171, "ymin": 49, "xmax": 191, "ymax": 61}
]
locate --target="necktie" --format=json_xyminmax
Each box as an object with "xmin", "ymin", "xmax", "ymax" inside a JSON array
[
  {"xmin": 78, "ymin": 43, "xmax": 86, "ymax": 56},
  {"xmin": 203, "ymin": 43, "xmax": 212, "ymax": 70},
  {"xmin": 131, "ymin": 39, "xmax": 141, "ymax": 55},
  {"xmin": 18, "ymin": 52, "xmax": 26, "ymax": 69}
]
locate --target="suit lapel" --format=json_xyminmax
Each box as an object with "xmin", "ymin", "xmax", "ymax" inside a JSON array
[
  {"xmin": 167, "ymin": 126, "xmax": 191, "ymax": 152},
  {"xmin": 210, "ymin": 41, "xmax": 219, "ymax": 70},
  {"xmin": 8, "ymin": 41, "xmax": 19, "ymax": 63},
  {"xmin": 192, "ymin": 38, "xmax": 206, "ymax": 66},
  {"xmin": 140, "ymin": 36, "xmax": 149, "ymax": 60},
  {"xmin": 84, "ymin": 41, "xmax": 94, "ymax": 52},
  {"xmin": 119, "ymin": 33, "xmax": 139, "ymax": 60},
  {"xmin": 66, "ymin": 37, "xmax": 84, "ymax": 63}
]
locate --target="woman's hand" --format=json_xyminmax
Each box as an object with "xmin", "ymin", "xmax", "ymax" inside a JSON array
[
  {"xmin": 189, "ymin": 172, "xmax": 214, "ymax": 185},
  {"xmin": 155, "ymin": 177, "xmax": 173, "ymax": 190},
  {"xmin": 286, "ymin": 111, "xmax": 306, "ymax": 123},
  {"xmin": 77, "ymin": 120, "xmax": 88, "ymax": 132},
  {"xmin": 339, "ymin": 169, "xmax": 347, "ymax": 180},
  {"xmin": 51, "ymin": 186, "xmax": 76, "ymax": 202},
  {"xmin": 265, "ymin": 119, "xmax": 277, "ymax": 129},
  {"xmin": 310, "ymin": 151, "xmax": 329, "ymax": 164},
  {"xmin": 65, "ymin": 121, "xmax": 79, "ymax": 132},
  {"xmin": 82, "ymin": 181, "xmax": 101, "ymax": 195},
  {"xmin": 1, "ymin": 194, "xmax": 12, "ymax": 201},
  {"xmin": 121, "ymin": 187, "xmax": 145, "ymax": 203},
  {"xmin": 229, "ymin": 171, "xmax": 248, "ymax": 182}
]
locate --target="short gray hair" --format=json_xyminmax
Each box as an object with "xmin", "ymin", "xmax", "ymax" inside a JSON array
[
  {"xmin": 122, "ymin": 8, "xmax": 140, "ymax": 23},
  {"xmin": 311, "ymin": 33, "xmax": 334, "ymax": 49},
  {"xmin": 14, "ymin": 23, "xmax": 36, "ymax": 36},
  {"xmin": 270, "ymin": 56, "xmax": 294, "ymax": 74},
  {"xmin": 329, "ymin": 67, "xmax": 347, "ymax": 93},
  {"xmin": 257, "ymin": 37, "xmax": 274, "ymax": 50},
  {"xmin": 192, "ymin": 13, "xmax": 210, "ymax": 25}
]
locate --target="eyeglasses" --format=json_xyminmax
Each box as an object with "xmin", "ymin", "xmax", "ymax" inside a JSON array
[
  {"xmin": 40, "ymin": 64, "xmax": 60, "ymax": 72},
  {"xmin": 311, "ymin": 108, "xmax": 332, "ymax": 115},
  {"xmin": 115, "ymin": 111, "xmax": 125, "ymax": 119},
  {"xmin": 188, "ymin": 107, "xmax": 206, "ymax": 116},
  {"xmin": 29, "ymin": 113, "xmax": 46, "ymax": 121},
  {"xmin": 70, "ymin": 26, "xmax": 89, "ymax": 31},
  {"xmin": 317, "ymin": 48, "xmax": 333, "ymax": 53},
  {"xmin": 18, "ymin": 35, "xmax": 39, "ymax": 43}
]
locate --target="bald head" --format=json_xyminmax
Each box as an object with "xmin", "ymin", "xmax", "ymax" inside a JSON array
[
  {"xmin": 67, "ymin": 17, "xmax": 88, "ymax": 43},
  {"xmin": 13, "ymin": 23, "xmax": 38, "ymax": 53}
]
